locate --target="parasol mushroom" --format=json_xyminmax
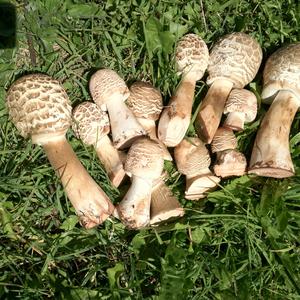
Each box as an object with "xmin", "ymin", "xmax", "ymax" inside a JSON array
[
  {"xmin": 211, "ymin": 127, "xmax": 247, "ymax": 178},
  {"xmin": 223, "ymin": 88, "xmax": 258, "ymax": 131},
  {"xmin": 195, "ymin": 32, "xmax": 262, "ymax": 143},
  {"xmin": 89, "ymin": 69, "xmax": 146, "ymax": 149},
  {"xmin": 174, "ymin": 138, "xmax": 220, "ymax": 200},
  {"xmin": 127, "ymin": 81, "xmax": 172, "ymax": 160},
  {"xmin": 158, "ymin": 33, "xmax": 209, "ymax": 147},
  {"xmin": 6, "ymin": 74, "xmax": 114, "ymax": 228},
  {"xmin": 72, "ymin": 101, "xmax": 125, "ymax": 187},
  {"xmin": 248, "ymin": 43, "xmax": 300, "ymax": 178},
  {"xmin": 117, "ymin": 138, "xmax": 164, "ymax": 229}
]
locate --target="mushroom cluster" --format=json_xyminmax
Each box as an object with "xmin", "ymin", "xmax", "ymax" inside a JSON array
[{"xmin": 6, "ymin": 32, "xmax": 299, "ymax": 231}]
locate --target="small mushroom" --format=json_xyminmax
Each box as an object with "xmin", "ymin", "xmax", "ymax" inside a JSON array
[
  {"xmin": 211, "ymin": 127, "xmax": 247, "ymax": 178},
  {"xmin": 248, "ymin": 43, "xmax": 300, "ymax": 178},
  {"xmin": 89, "ymin": 69, "xmax": 146, "ymax": 149},
  {"xmin": 72, "ymin": 101, "xmax": 125, "ymax": 187},
  {"xmin": 158, "ymin": 33, "xmax": 209, "ymax": 147},
  {"xmin": 6, "ymin": 74, "xmax": 114, "ymax": 228},
  {"xmin": 195, "ymin": 32, "xmax": 262, "ymax": 143},
  {"xmin": 223, "ymin": 88, "xmax": 258, "ymax": 131},
  {"xmin": 150, "ymin": 172, "xmax": 184, "ymax": 226},
  {"xmin": 117, "ymin": 138, "xmax": 164, "ymax": 229},
  {"xmin": 174, "ymin": 138, "xmax": 220, "ymax": 200},
  {"xmin": 127, "ymin": 81, "xmax": 172, "ymax": 161}
]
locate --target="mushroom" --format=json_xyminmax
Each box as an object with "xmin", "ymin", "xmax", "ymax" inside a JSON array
[
  {"xmin": 6, "ymin": 74, "xmax": 114, "ymax": 228},
  {"xmin": 150, "ymin": 172, "xmax": 184, "ymax": 226},
  {"xmin": 117, "ymin": 138, "xmax": 164, "ymax": 229},
  {"xmin": 157, "ymin": 33, "xmax": 209, "ymax": 147},
  {"xmin": 223, "ymin": 88, "xmax": 258, "ymax": 131},
  {"xmin": 211, "ymin": 127, "xmax": 247, "ymax": 178},
  {"xmin": 248, "ymin": 43, "xmax": 300, "ymax": 178},
  {"xmin": 89, "ymin": 69, "xmax": 146, "ymax": 149},
  {"xmin": 126, "ymin": 81, "xmax": 172, "ymax": 161},
  {"xmin": 195, "ymin": 32, "xmax": 262, "ymax": 143},
  {"xmin": 72, "ymin": 101, "xmax": 125, "ymax": 187},
  {"xmin": 174, "ymin": 138, "xmax": 220, "ymax": 200}
]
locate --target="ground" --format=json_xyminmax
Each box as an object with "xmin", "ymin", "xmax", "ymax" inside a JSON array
[{"xmin": 0, "ymin": 0, "xmax": 300, "ymax": 299}]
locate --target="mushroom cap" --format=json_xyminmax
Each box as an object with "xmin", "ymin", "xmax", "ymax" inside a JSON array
[
  {"xmin": 174, "ymin": 138, "xmax": 211, "ymax": 177},
  {"xmin": 224, "ymin": 88, "xmax": 257, "ymax": 122},
  {"xmin": 72, "ymin": 101, "xmax": 110, "ymax": 146},
  {"xmin": 89, "ymin": 69, "xmax": 130, "ymax": 110},
  {"xmin": 125, "ymin": 138, "xmax": 164, "ymax": 179},
  {"xmin": 261, "ymin": 43, "xmax": 300, "ymax": 104},
  {"xmin": 207, "ymin": 32, "xmax": 263, "ymax": 88},
  {"xmin": 6, "ymin": 74, "xmax": 72, "ymax": 144},
  {"xmin": 175, "ymin": 33, "xmax": 209, "ymax": 80},
  {"xmin": 211, "ymin": 127, "xmax": 237, "ymax": 153},
  {"xmin": 126, "ymin": 81, "xmax": 163, "ymax": 120}
]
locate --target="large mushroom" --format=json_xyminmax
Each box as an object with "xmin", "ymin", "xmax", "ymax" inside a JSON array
[
  {"xmin": 174, "ymin": 138, "xmax": 220, "ymax": 200},
  {"xmin": 89, "ymin": 69, "xmax": 146, "ymax": 149},
  {"xmin": 126, "ymin": 81, "xmax": 172, "ymax": 161},
  {"xmin": 117, "ymin": 138, "xmax": 164, "ymax": 229},
  {"xmin": 6, "ymin": 74, "xmax": 114, "ymax": 228},
  {"xmin": 248, "ymin": 43, "xmax": 300, "ymax": 178},
  {"xmin": 158, "ymin": 33, "xmax": 209, "ymax": 147},
  {"xmin": 150, "ymin": 172, "xmax": 184, "ymax": 226},
  {"xmin": 195, "ymin": 32, "xmax": 262, "ymax": 143},
  {"xmin": 211, "ymin": 127, "xmax": 247, "ymax": 178},
  {"xmin": 223, "ymin": 88, "xmax": 257, "ymax": 131},
  {"xmin": 72, "ymin": 101, "xmax": 125, "ymax": 187}
]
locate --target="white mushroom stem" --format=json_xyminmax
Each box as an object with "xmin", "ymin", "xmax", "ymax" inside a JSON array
[
  {"xmin": 223, "ymin": 111, "xmax": 246, "ymax": 131},
  {"xmin": 94, "ymin": 135, "xmax": 125, "ymax": 187},
  {"xmin": 41, "ymin": 136, "xmax": 114, "ymax": 228},
  {"xmin": 117, "ymin": 176, "xmax": 153, "ymax": 229},
  {"xmin": 249, "ymin": 90, "xmax": 299, "ymax": 178},
  {"xmin": 150, "ymin": 179, "xmax": 184, "ymax": 225},
  {"xmin": 158, "ymin": 77, "xmax": 196, "ymax": 147},
  {"xmin": 195, "ymin": 79, "xmax": 233, "ymax": 143},
  {"xmin": 138, "ymin": 118, "xmax": 172, "ymax": 161},
  {"xmin": 106, "ymin": 97, "xmax": 145, "ymax": 150}
]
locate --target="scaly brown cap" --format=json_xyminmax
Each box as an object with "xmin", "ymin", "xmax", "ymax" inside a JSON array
[
  {"xmin": 72, "ymin": 101, "xmax": 110, "ymax": 146},
  {"xmin": 211, "ymin": 127, "xmax": 237, "ymax": 153},
  {"xmin": 6, "ymin": 73, "xmax": 72, "ymax": 144},
  {"xmin": 176, "ymin": 33, "xmax": 209, "ymax": 80},
  {"xmin": 89, "ymin": 69, "xmax": 130, "ymax": 109},
  {"xmin": 174, "ymin": 138, "xmax": 211, "ymax": 177},
  {"xmin": 127, "ymin": 81, "xmax": 163, "ymax": 120},
  {"xmin": 207, "ymin": 32, "xmax": 262, "ymax": 88},
  {"xmin": 125, "ymin": 138, "xmax": 164, "ymax": 179},
  {"xmin": 261, "ymin": 43, "xmax": 300, "ymax": 103}
]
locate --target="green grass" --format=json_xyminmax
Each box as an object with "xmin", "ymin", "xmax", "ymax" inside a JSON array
[{"xmin": 1, "ymin": 0, "xmax": 300, "ymax": 299}]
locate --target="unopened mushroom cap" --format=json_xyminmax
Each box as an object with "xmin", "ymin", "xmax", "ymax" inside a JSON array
[
  {"xmin": 125, "ymin": 138, "xmax": 164, "ymax": 179},
  {"xmin": 176, "ymin": 33, "xmax": 209, "ymax": 80},
  {"xmin": 174, "ymin": 138, "xmax": 211, "ymax": 177},
  {"xmin": 6, "ymin": 74, "xmax": 72, "ymax": 144},
  {"xmin": 89, "ymin": 69, "xmax": 130, "ymax": 110},
  {"xmin": 207, "ymin": 32, "xmax": 263, "ymax": 88},
  {"xmin": 72, "ymin": 102, "xmax": 110, "ymax": 146},
  {"xmin": 126, "ymin": 81, "xmax": 163, "ymax": 120},
  {"xmin": 224, "ymin": 88, "xmax": 257, "ymax": 122},
  {"xmin": 211, "ymin": 127, "xmax": 237, "ymax": 153},
  {"xmin": 261, "ymin": 43, "xmax": 300, "ymax": 104}
]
